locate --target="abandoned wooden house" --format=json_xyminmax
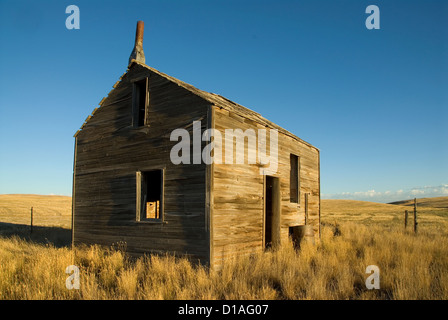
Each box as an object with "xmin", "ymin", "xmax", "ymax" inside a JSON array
[{"xmin": 72, "ymin": 21, "xmax": 320, "ymax": 269}]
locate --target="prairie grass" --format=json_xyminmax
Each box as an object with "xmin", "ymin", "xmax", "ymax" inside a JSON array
[
  {"xmin": 1, "ymin": 195, "xmax": 447, "ymax": 300},
  {"xmin": 0, "ymin": 221, "xmax": 447, "ymax": 300},
  {"xmin": 0, "ymin": 194, "xmax": 71, "ymax": 228}
]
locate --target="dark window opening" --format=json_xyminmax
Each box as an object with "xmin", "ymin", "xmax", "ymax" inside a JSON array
[
  {"xmin": 290, "ymin": 154, "xmax": 300, "ymax": 203},
  {"xmin": 133, "ymin": 78, "xmax": 148, "ymax": 127},
  {"xmin": 137, "ymin": 169, "xmax": 163, "ymax": 221}
]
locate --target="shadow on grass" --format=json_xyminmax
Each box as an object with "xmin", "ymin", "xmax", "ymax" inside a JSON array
[{"xmin": 0, "ymin": 222, "xmax": 72, "ymax": 247}]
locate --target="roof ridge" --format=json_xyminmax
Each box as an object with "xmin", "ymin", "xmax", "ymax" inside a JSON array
[
  {"xmin": 129, "ymin": 61, "xmax": 317, "ymax": 149},
  {"xmin": 75, "ymin": 60, "xmax": 318, "ymax": 150},
  {"xmin": 130, "ymin": 60, "xmax": 262, "ymax": 115}
]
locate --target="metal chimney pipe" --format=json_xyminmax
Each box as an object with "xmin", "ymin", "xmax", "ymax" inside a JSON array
[
  {"xmin": 135, "ymin": 21, "xmax": 144, "ymax": 46},
  {"xmin": 129, "ymin": 21, "xmax": 146, "ymax": 65}
]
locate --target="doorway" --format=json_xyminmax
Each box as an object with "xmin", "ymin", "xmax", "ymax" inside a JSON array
[{"xmin": 264, "ymin": 176, "xmax": 280, "ymax": 249}]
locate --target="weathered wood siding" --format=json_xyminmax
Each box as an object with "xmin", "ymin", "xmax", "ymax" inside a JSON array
[
  {"xmin": 211, "ymin": 106, "xmax": 320, "ymax": 269},
  {"xmin": 73, "ymin": 61, "xmax": 320, "ymax": 269},
  {"xmin": 73, "ymin": 63, "xmax": 211, "ymax": 263}
]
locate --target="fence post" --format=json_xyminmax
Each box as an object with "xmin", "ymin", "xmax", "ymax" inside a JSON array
[
  {"xmin": 30, "ymin": 207, "xmax": 33, "ymax": 234},
  {"xmin": 404, "ymin": 210, "xmax": 408, "ymax": 229},
  {"xmin": 413, "ymin": 198, "xmax": 418, "ymax": 234}
]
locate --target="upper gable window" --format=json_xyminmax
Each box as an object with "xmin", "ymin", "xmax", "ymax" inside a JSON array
[{"xmin": 132, "ymin": 78, "xmax": 148, "ymax": 127}]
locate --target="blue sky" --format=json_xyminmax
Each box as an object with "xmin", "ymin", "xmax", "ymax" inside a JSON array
[{"xmin": 0, "ymin": 0, "xmax": 447, "ymax": 202}]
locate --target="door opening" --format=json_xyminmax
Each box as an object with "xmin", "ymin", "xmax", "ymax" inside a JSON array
[{"xmin": 265, "ymin": 176, "xmax": 280, "ymax": 249}]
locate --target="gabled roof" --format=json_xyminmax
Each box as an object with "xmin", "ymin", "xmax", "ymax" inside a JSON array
[{"xmin": 74, "ymin": 60, "xmax": 317, "ymax": 150}]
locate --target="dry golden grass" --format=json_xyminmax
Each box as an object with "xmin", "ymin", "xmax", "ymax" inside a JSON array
[
  {"xmin": 1, "ymin": 222, "xmax": 447, "ymax": 300},
  {"xmin": 0, "ymin": 195, "xmax": 447, "ymax": 300},
  {"xmin": 0, "ymin": 194, "xmax": 71, "ymax": 228},
  {"xmin": 321, "ymin": 198, "xmax": 448, "ymax": 232}
]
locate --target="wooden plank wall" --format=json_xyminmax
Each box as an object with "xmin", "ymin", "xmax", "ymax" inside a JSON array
[
  {"xmin": 73, "ymin": 64, "xmax": 211, "ymax": 263},
  {"xmin": 211, "ymin": 106, "xmax": 320, "ymax": 269}
]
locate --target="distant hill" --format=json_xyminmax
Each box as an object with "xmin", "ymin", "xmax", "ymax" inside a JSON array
[
  {"xmin": 321, "ymin": 198, "xmax": 448, "ymax": 227},
  {"xmin": 388, "ymin": 196, "xmax": 448, "ymax": 209},
  {"xmin": 0, "ymin": 194, "xmax": 447, "ymax": 231}
]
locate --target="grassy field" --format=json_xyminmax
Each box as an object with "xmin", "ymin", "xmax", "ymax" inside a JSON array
[
  {"xmin": 0, "ymin": 194, "xmax": 72, "ymax": 247},
  {"xmin": 0, "ymin": 194, "xmax": 447, "ymax": 299},
  {"xmin": 0, "ymin": 194, "xmax": 71, "ymax": 228},
  {"xmin": 321, "ymin": 198, "xmax": 448, "ymax": 237}
]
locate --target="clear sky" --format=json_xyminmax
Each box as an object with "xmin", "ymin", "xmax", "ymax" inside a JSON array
[{"xmin": 0, "ymin": 0, "xmax": 447, "ymax": 202}]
